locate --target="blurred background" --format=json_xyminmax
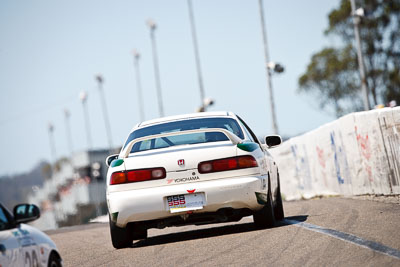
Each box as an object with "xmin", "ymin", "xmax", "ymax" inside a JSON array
[{"xmin": 1, "ymin": 0, "xmax": 399, "ymax": 229}]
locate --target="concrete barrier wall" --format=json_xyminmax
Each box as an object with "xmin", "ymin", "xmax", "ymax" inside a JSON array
[{"xmin": 269, "ymin": 107, "xmax": 400, "ymax": 200}]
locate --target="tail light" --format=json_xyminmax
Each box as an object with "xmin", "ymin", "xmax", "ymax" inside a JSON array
[
  {"xmin": 198, "ymin": 155, "xmax": 258, "ymax": 174},
  {"xmin": 110, "ymin": 167, "xmax": 166, "ymax": 185}
]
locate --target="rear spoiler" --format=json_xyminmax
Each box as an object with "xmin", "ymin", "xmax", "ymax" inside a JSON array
[{"xmin": 120, "ymin": 128, "xmax": 243, "ymax": 159}]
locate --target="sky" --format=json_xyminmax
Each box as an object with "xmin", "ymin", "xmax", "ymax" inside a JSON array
[{"xmin": 0, "ymin": 0, "xmax": 340, "ymax": 176}]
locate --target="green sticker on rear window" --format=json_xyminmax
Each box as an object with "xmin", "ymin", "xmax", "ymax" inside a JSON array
[
  {"xmin": 111, "ymin": 159, "xmax": 124, "ymax": 167},
  {"xmin": 237, "ymin": 142, "xmax": 259, "ymax": 152}
]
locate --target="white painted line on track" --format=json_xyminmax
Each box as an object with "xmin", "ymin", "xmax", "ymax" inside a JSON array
[{"xmin": 284, "ymin": 219, "xmax": 400, "ymax": 260}]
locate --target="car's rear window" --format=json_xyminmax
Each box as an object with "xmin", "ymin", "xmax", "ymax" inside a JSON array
[{"xmin": 123, "ymin": 117, "xmax": 244, "ymax": 153}]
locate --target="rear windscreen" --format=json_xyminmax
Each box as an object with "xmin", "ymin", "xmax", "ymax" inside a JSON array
[{"xmin": 123, "ymin": 117, "xmax": 244, "ymax": 153}]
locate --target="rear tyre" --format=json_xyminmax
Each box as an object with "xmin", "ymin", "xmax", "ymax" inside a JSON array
[
  {"xmin": 274, "ymin": 172, "xmax": 285, "ymax": 221},
  {"xmin": 109, "ymin": 215, "xmax": 133, "ymax": 249},
  {"xmin": 253, "ymin": 175, "xmax": 276, "ymax": 228}
]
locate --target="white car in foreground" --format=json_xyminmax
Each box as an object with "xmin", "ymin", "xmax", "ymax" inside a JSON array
[
  {"xmin": 0, "ymin": 203, "xmax": 62, "ymax": 266},
  {"xmin": 106, "ymin": 111, "xmax": 283, "ymax": 249}
]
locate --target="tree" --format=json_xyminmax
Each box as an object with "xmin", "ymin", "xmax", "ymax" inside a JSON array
[{"xmin": 299, "ymin": 0, "xmax": 400, "ymax": 117}]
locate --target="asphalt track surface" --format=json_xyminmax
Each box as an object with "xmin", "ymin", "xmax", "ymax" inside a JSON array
[{"xmin": 47, "ymin": 197, "xmax": 400, "ymax": 266}]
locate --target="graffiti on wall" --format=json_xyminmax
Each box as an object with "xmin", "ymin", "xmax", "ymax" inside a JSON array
[
  {"xmin": 387, "ymin": 134, "xmax": 400, "ymax": 186},
  {"xmin": 330, "ymin": 131, "xmax": 350, "ymax": 185},
  {"xmin": 315, "ymin": 145, "xmax": 328, "ymax": 187},
  {"xmin": 291, "ymin": 144, "xmax": 312, "ymax": 191},
  {"xmin": 272, "ymin": 108, "xmax": 400, "ymax": 199},
  {"xmin": 379, "ymin": 117, "xmax": 400, "ymax": 187},
  {"xmin": 355, "ymin": 126, "xmax": 373, "ymax": 182},
  {"xmin": 316, "ymin": 146, "xmax": 325, "ymax": 168}
]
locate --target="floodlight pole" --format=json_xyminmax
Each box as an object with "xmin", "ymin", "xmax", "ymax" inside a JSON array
[
  {"xmin": 132, "ymin": 49, "xmax": 145, "ymax": 122},
  {"xmin": 258, "ymin": 0, "xmax": 278, "ymax": 135},
  {"xmin": 96, "ymin": 74, "xmax": 113, "ymax": 151},
  {"xmin": 64, "ymin": 108, "xmax": 74, "ymax": 156},
  {"xmin": 79, "ymin": 91, "xmax": 93, "ymax": 150},
  {"xmin": 350, "ymin": 0, "xmax": 370, "ymax": 110},
  {"xmin": 187, "ymin": 0, "xmax": 206, "ymax": 111},
  {"xmin": 48, "ymin": 122, "xmax": 57, "ymax": 163},
  {"xmin": 147, "ymin": 19, "xmax": 165, "ymax": 117}
]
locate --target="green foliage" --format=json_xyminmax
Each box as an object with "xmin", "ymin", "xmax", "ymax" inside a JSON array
[
  {"xmin": 299, "ymin": 45, "xmax": 362, "ymax": 116},
  {"xmin": 299, "ymin": 0, "xmax": 400, "ymax": 116}
]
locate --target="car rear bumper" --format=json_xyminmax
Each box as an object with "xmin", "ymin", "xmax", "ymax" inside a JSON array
[{"xmin": 107, "ymin": 176, "xmax": 267, "ymax": 227}]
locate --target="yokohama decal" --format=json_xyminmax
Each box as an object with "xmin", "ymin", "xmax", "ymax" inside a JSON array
[{"xmin": 166, "ymin": 176, "xmax": 200, "ymax": 184}]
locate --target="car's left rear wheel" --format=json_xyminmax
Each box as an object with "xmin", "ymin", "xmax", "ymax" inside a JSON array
[
  {"xmin": 253, "ymin": 175, "xmax": 276, "ymax": 228},
  {"xmin": 274, "ymin": 172, "xmax": 284, "ymax": 221},
  {"xmin": 109, "ymin": 215, "xmax": 133, "ymax": 249}
]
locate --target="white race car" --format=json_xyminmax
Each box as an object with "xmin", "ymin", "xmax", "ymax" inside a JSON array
[
  {"xmin": 106, "ymin": 111, "xmax": 283, "ymax": 249},
  {"xmin": 0, "ymin": 203, "xmax": 62, "ymax": 267}
]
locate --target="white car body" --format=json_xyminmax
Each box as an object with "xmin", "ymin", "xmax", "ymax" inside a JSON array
[
  {"xmin": 106, "ymin": 111, "xmax": 283, "ymax": 248},
  {"xmin": 0, "ymin": 204, "xmax": 62, "ymax": 267}
]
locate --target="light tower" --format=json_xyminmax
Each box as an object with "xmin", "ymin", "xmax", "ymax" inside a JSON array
[
  {"xmin": 350, "ymin": 0, "xmax": 370, "ymax": 110},
  {"xmin": 95, "ymin": 74, "xmax": 113, "ymax": 151},
  {"xmin": 187, "ymin": 0, "xmax": 208, "ymax": 112},
  {"xmin": 147, "ymin": 19, "xmax": 165, "ymax": 117},
  {"xmin": 48, "ymin": 122, "xmax": 57, "ymax": 162},
  {"xmin": 79, "ymin": 91, "xmax": 92, "ymax": 150},
  {"xmin": 258, "ymin": 0, "xmax": 279, "ymax": 135},
  {"xmin": 132, "ymin": 49, "xmax": 145, "ymax": 121},
  {"xmin": 64, "ymin": 108, "xmax": 73, "ymax": 156}
]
